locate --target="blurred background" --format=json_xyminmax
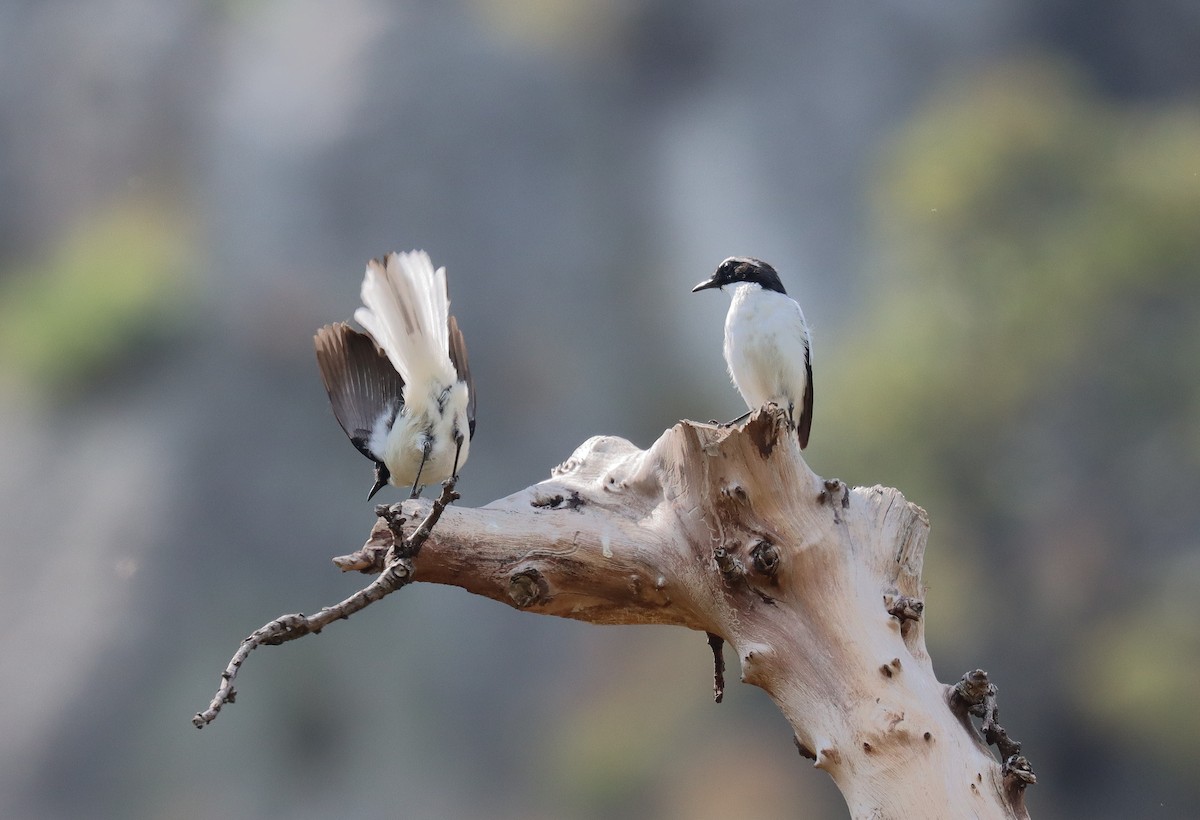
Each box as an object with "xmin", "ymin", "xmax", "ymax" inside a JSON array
[{"xmin": 1, "ymin": 1, "xmax": 1197, "ymax": 817}]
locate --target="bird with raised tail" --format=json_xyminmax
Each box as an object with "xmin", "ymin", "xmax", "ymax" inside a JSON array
[
  {"xmin": 315, "ymin": 250, "xmax": 476, "ymax": 499},
  {"xmin": 692, "ymin": 256, "xmax": 813, "ymax": 448}
]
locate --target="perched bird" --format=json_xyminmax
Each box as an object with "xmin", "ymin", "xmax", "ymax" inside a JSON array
[
  {"xmin": 691, "ymin": 256, "xmax": 813, "ymax": 448},
  {"xmin": 315, "ymin": 250, "xmax": 476, "ymax": 499}
]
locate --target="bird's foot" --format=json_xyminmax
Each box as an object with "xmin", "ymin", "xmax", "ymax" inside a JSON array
[{"xmin": 762, "ymin": 401, "xmax": 796, "ymax": 430}]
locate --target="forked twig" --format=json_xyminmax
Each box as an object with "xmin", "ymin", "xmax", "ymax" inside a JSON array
[{"xmin": 192, "ymin": 479, "xmax": 460, "ymax": 728}]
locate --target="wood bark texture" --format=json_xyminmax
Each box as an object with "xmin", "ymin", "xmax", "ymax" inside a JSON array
[{"xmin": 360, "ymin": 407, "xmax": 1029, "ymax": 819}]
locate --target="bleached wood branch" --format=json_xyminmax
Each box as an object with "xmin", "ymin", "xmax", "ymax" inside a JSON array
[
  {"xmin": 196, "ymin": 406, "xmax": 1032, "ymax": 818},
  {"xmin": 347, "ymin": 408, "xmax": 1032, "ymax": 819}
]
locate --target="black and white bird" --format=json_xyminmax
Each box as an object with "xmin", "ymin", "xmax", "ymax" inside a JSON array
[
  {"xmin": 314, "ymin": 250, "xmax": 476, "ymax": 499},
  {"xmin": 692, "ymin": 256, "xmax": 813, "ymax": 448}
]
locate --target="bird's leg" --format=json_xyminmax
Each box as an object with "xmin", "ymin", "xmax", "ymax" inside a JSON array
[
  {"xmin": 450, "ymin": 431, "xmax": 465, "ymax": 481},
  {"xmin": 410, "ymin": 438, "xmax": 433, "ymax": 499}
]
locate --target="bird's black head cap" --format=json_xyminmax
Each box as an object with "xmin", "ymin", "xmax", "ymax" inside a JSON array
[{"xmin": 692, "ymin": 257, "xmax": 787, "ymax": 295}]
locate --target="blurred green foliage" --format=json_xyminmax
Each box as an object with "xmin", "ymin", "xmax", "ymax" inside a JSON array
[
  {"xmin": 0, "ymin": 198, "xmax": 193, "ymax": 398},
  {"xmin": 838, "ymin": 59, "xmax": 1200, "ymax": 471},
  {"xmin": 1080, "ymin": 551, "xmax": 1200, "ymax": 778},
  {"xmin": 825, "ymin": 57, "xmax": 1200, "ymax": 773}
]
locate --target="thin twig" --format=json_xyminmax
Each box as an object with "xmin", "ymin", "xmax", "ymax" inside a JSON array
[{"xmin": 192, "ymin": 479, "xmax": 460, "ymax": 729}]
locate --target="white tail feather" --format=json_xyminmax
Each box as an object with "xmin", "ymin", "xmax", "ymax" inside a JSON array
[{"xmin": 354, "ymin": 250, "xmax": 455, "ymax": 388}]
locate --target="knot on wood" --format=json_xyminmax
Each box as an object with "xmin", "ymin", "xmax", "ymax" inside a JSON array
[
  {"xmin": 721, "ymin": 483, "xmax": 749, "ymax": 503},
  {"xmin": 885, "ymin": 593, "xmax": 925, "ymax": 623},
  {"xmin": 508, "ymin": 568, "xmax": 548, "ymax": 608},
  {"xmin": 529, "ymin": 490, "xmax": 585, "ymax": 511},
  {"xmin": 878, "ymin": 657, "xmax": 903, "ymax": 679},
  {"xmin": 1003, "ymin": 754, "xmax": 1037, "ymax": 791},
  {"xmin": 750, "ymin": 539, "xmax": 780, "ymax": 578},
  {"xmin": 713, "ymin": 546, "xmax": 746, "ymax": 582},
  {"xmin": 953, "ymin": 669, "xmax": 996, "ymax": 710},
  {"xmin": 817, "ymin": 478, "xmax": 850, "ymax": 509}
]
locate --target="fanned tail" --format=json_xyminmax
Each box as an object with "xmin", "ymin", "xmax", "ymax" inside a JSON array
[{"xmin": 354, "ymin": 250, "xmax": 455, "ymax": 388}]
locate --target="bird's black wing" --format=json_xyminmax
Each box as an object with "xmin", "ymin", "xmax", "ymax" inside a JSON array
[
  {"xmin": 798, "ymin": 349, "xmax": 813, "ymax": 449},
  {"xmin": 447, "ymin": 314, "xmax": 476, "ymax": 439},
  {"xmin": 314, "ymin": 322, "xmax": 405, "ymax": 461}
]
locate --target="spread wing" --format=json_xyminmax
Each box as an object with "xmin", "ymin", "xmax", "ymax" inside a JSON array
[
  {"xmin": 314, "ymin": 322, "xmax": 405, "ymax": 461},
  {"xmin": 447, "ymin": 314, "xmax": 476, "ymax": 439}
]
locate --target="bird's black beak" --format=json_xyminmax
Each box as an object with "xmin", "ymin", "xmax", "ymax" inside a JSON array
[
  {"xmin": 367, "ymin": 461, "xmax": 390, "ymax": 500},
  {"xmin": 692, "ymin": 276, "xmax": 721, "ymax": 293}
]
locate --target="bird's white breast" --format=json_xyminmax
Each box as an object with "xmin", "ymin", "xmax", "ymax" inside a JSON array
[{"xmin": 723, "ymin": 284, "xmax": 810, "ymax": 411}]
